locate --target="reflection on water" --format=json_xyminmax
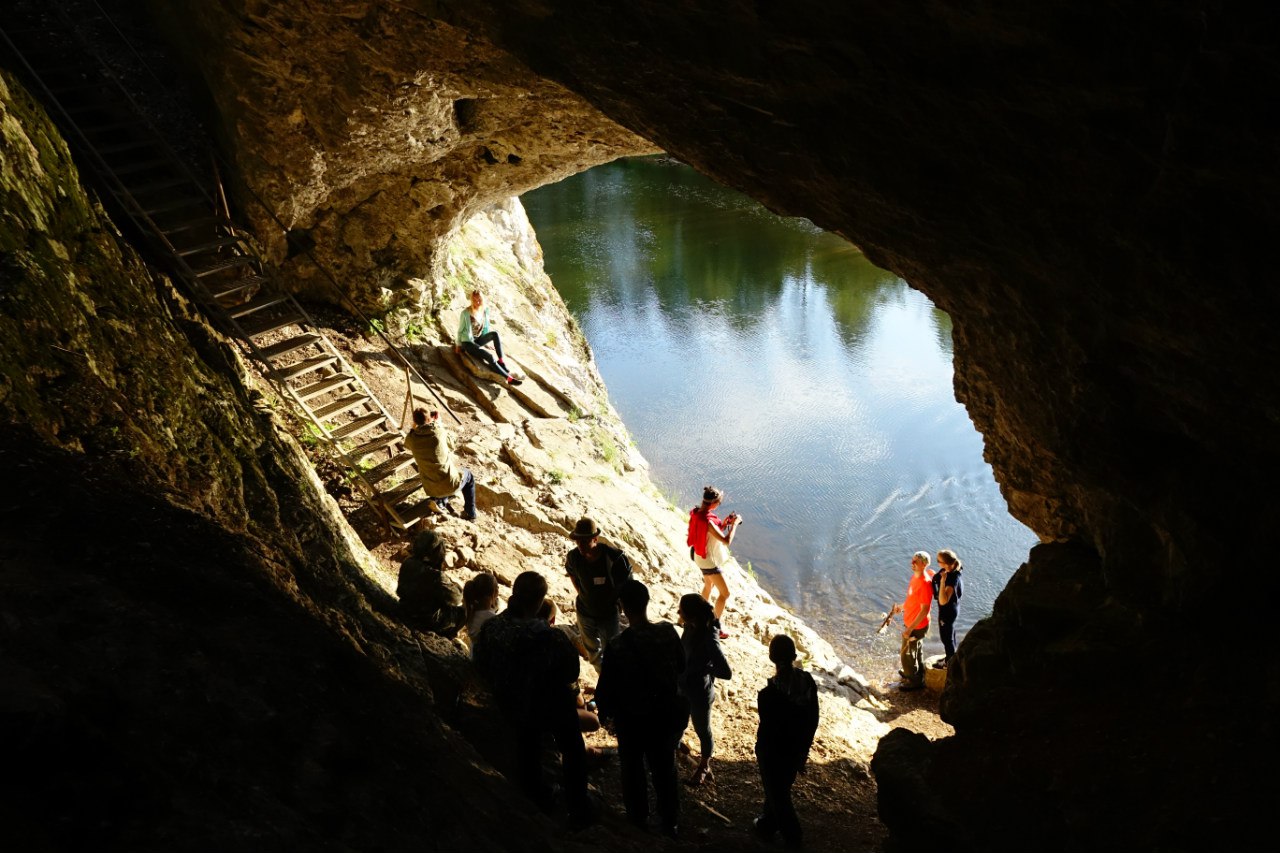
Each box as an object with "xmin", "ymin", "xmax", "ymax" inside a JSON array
[{"xmin": 522, "ymin": 156, "xmax": 1037, "ymax": 668}]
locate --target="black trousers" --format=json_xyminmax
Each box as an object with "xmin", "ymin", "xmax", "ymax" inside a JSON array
[
  {"xmin": 757, "ymin": 757, "xmax": 802, "ymax": 845},
  {"xmin": 514, "ymin": 704, "xmax": 588, "ymax": 817},
  {"xmin": 616, "ymin": 713, "xmax": 685, "ymax": 831},
  {"xmin": 938, "ymin": 614, "xmax": 957, "ymax": 659}
]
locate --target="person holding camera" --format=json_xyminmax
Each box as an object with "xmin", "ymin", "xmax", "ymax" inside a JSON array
[
  {"xmin": 404, "ymin": 408, "xmax": 477, "ymax": 521},
  {"xmin": 686, "ymin": 485, "xmax": 741, "ymax": 639}
]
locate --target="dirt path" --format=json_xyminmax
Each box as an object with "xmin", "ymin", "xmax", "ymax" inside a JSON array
[{"xmin": 302, "ymin": 310, "xmax": 954, "ymax": 851}]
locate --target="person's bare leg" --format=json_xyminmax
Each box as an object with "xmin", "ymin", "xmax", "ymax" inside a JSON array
[{"xmin": 710, "ymin": 573, "xmax": 730, "ymax": 621}]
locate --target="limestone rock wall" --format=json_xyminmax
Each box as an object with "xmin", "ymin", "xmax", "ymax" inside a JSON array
[
  {"xmin": 134, "ymin": 1, "xmax": 1279, "ymax": 848},
  {"xmin": 148, "ymin": 0, "xmax": 655, "ymax": 312},
  {"xmin": 0, "ymin": 68, "xmax": 604, "ymax": 852}
]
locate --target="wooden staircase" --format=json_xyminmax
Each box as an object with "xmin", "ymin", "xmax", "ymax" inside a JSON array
[{"xmin": 1, "ymin": 9, "xmax": 436, "ymax": 531}]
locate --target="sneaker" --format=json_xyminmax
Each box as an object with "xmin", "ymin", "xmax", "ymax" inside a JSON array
[
  {"xmin": 931, "ymin": 660, "xmax": 948, "ymax": 670},
  {"xmin": 752, "ymin": 816, "xmax": 776, "ymax": 840},
  {"xmin": 898, "ymin": 681, "xmax": 923, "ymax": 692},
  {"xmin": 506, "ymin": 375, "xmax": 523, "ymax": 386},
  {"xmin": 718, "ymin": 630, "xmax": 730, "ymax": 640}
]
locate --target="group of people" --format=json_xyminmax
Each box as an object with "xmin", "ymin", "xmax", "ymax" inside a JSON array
[
  {"xmin": 892, "ymin": 549, "xmax": 965, "ymax": 691},
  {"xmin": 396, "ymin": 510, "xmax": 819, "ymax": 847}
]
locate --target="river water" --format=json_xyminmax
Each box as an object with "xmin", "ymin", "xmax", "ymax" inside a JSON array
[{"xmin": 522, "ymin": 156, "xmax": 1037, "ymax": 669}]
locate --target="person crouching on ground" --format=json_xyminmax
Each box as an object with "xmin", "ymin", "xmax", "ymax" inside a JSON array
[
  {"xmin": 471, "ymin": 571, "xmax": 592, "ymax": 825},
  {"xmin": 460, "ymin": 571, "xmax": 499, "ymax": 653},
  {"xmin": 677, "ymin": 593, "xmax": 731, "ymax": 787},
  {"xmin": 687, "ymin": 485, "xmax": 741, "ymax": 638},
  {"xmin": 396, "ymin": 529, "xmax": 465, "ymax": 637},
  {"xmin": 564, "ymin": 516, "xmax": 633, "ymax": 674},
  {"xmin": 594, "ymin": 580, "xmax": 688, "ymax": 839},
  {"xmin": 890, "ymin": 551, "xmax": 934, "ymax": 691},
  {"xmin": 404, "ymin": 408, "xmax": 477, "ymax": 521},
  {"xmin": 753, "ymin": 634, "xmax": 819, "ymax": 850}
]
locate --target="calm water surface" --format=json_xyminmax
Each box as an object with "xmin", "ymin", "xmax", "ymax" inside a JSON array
[{"xmin": 522, "ymin": 157, "xmax": 1037, "ymax": 668}]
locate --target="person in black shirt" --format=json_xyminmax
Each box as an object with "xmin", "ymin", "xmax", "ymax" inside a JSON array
[
  {"xmin": 396, "ymin": 529, "xmax": 465, "ymax": 636},
  {"xmin": 931, "ymin": 549, "xmax": 965, "ymax": 667},
  {"xmin": 564, "ymin": 517, "xmax": 634, "ymax": 673},
  {"xmin": 594, "ymin": 579, "xmax": 688, "ymax": 838},
  {"xmin": 472, "ymin": 571, "xmax": 592, "ymax": 826},
  {"xmin": 753, "ymin": 634, "xmax": 819, "ymax": 849}
]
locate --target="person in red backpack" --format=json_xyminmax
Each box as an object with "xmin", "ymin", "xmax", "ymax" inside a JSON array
[{"xmin": 687, "ymin": 485, "xmax": 742, "ymax": 639}]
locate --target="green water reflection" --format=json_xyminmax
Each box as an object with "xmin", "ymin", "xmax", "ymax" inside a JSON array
[{"xmin": 522, "ymin": 156, "xmax": 1033, "ymax": 671}]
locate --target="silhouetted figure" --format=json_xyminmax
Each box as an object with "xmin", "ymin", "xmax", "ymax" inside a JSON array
[
  {"xmin": 460, "ymin": 571, "xmax": 499, "ymax": 653},
  {"xmin": 931, "ymin": 549, "xmax": 964, "ymax": 667},
  {"xmin": 404, "ymin": 408, "xmax": 477, "ymax": 521},
  {"xmin": 678, "ymin": 593, "xmax": 731, "ymax": 786},
  {"xmin": 472, "ymin": 571, "xmax": 591, "ymax": 825},
  {"xmin": 594, "ymin": 579, "xmax": 688, "ymax": 838},
  {"xmin": 753, "ymin": 634, "xmax": 819, "ymax": 849},
  {"xmin": 564, "ymin": 517, "xmax": 633, "ymax": 673},
  {"xmin": 537, "ymin": 598, "xmax": 600, "ymax": 734},
  {"xmin": 396, "ymin": 529, "xmax": 465, "ymax": 636}
]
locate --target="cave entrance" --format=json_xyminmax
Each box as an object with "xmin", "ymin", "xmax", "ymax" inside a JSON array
[{"xmin": 520, "ymin": 155, "xmax": 1037, "ymax": 676}]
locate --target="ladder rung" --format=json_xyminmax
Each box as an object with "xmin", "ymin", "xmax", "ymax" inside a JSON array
[
  {"xmin": 295, "ymin": 373, "xmax": 356, "ymax": 401},
  {"xmin": 348, "ymin": 432, "xmax": 401, "ymax": 460},
  {"xmin": 365, "ymin": 452, "xmax": 415, "ymax": 487},
  {"xmin": 274, "ymin": 355, "xmax": 339, "ymax": 382},
  {"xmin": 114, "ymin": 158, "xmax": 171, "ymax": 176},
  {"xmin": 99, "ymin": 139, "xmax": 157, "ymax": 155},
  {"xmin": 190, "ymin": 255, "xmax": 257, "ymax": 278},
  {"xmin": 209, "ymin": 275, "xmax": 266, "ymax": 302},
  {"xmin": 226, "ymin": 292, "xmax": 290, "ymax": 319},
  {"xmin": 130, "ymin": 176, "xmax": 191, "ymax": 195},
  {"xmin": 258, "ymin": 333, "xmax": 322, "ymax": 362},
  {"xmin": 82, "ymin": 118, "xmax": 144, "ymax": 134},
  {"xmin": 241, "ymin": 311, "xmax": 306, "ymax": 338},
  {"xmin": 142, "ymin": 196, "xmax": 207, "ymax": 216},
  {"xmin": 161, "ymin": 215, "xmax": 225, "ymax": 235},
  {"xmin": 175, "ymin": 235, "xmax": 244, "ymax": 257},
  {"xmin": 331, "ymin": 413, "xmax": 387, "ymax": 441},
  {"xmin": 313, "ymin": 393, "xmax": 371, "ymax": 420},
  {"xmin": 386, "ymin": 497, "xmax": 434, "ymax": 529},
  {"xmin": 377, "ymin": 476, "xmax": 423, "ymax": 506}
]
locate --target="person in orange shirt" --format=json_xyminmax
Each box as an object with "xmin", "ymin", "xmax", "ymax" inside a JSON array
[{"xmin": 890, "ymin": 551, "xmax": 935, "ymax": 691}]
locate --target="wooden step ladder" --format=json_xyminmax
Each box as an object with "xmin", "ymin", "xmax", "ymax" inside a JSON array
[{"xmin": 1, "ymin": 12, "xmax": 436, "ymax": 532}]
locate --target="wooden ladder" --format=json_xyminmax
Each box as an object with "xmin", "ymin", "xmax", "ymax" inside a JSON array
[{"xmin": 1, "ymin": 12, "xmax": 436, "ymax": 532}]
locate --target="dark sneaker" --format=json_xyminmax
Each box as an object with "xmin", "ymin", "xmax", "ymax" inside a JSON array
[{"xmin": 898, "ymin": 681, "xmax": 923, "ymax": 692}]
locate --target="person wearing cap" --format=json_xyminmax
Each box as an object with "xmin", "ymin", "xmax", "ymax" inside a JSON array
[
  {"xmin": 686, "ymin": 485, "xmax": 741, "ymax": 638},
  {"xmin": 404, "ymin": 408, "xmax": 477, "ymax": 521},
  {"xmin": 565, "ymin": 517, "xmax": 634, "ymax": 673},
  {"xmin": 890, "ymin": 551, "xmax": 935, "ymax": 691},
  {"xmin": 396, "ymin": 529, "xmax": 466, "ymax": 636},
  {"xmin": 753, "ymin": 633, "xmax": 819, "ymax": 848}
]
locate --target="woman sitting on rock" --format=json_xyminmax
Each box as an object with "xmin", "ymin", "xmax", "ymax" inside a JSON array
[
  {"xmin": 456, "ymin": 289, "xmax": 522, "ymax": 385},
  {"xmin": 678, "ymin": 593, "xmax": 732, "ymax": 787}
]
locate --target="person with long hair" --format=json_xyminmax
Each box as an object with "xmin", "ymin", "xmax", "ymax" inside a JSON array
[
  {"xmin": 686, "ymin": 486, "xmax": 741, "ymax": 638},
  {"xmin": 460, "ymin": 571, "xmax": 499, "ymax": 653},
  {"xmin": 931, "ymin": 549, "xmax": 965, "ymax": 668},
  {"xmin": 677, "ymin": 593, "xmax": 732, "ymax": 787},
  {"xmin": 456, "ymin": 289, "xmax": 522, "ymax": 385}
]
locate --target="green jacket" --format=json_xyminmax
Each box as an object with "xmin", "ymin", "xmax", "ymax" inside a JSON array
[
  {"xmin": 405, "ymin": 421, "xmax": 462, "ymax": 497},
  {"xmin": 457, "ymin": 306, "xmax": 490, "ymax": 345}
]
